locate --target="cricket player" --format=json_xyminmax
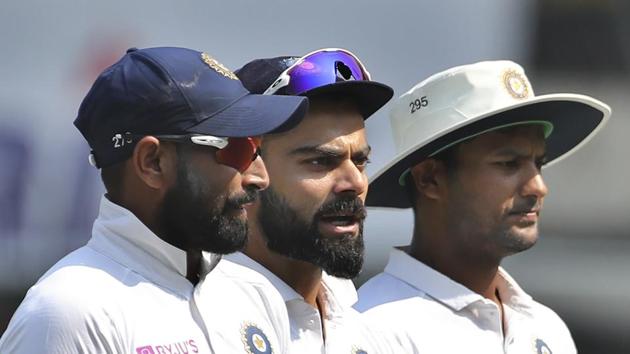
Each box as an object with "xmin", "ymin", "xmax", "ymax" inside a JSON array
[
  {"xmin": 0, "ymin": 46, "xmax": 308, "ymax": 353},
  {"xmin": 355, "ymin": 60, "xmax": 611, "ymax": 353},
  {"xmin": 214, "ymin": 48, "xmax": 401, "ymax": 353}
]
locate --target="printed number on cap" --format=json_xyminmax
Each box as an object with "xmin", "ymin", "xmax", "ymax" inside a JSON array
[
  {"xmin": 409, "ymin": 96, "xmax": 429, "ymax": 114},
  {"xmin": 112, "ymin": 133, "xmax": 132, "ymax": 148}
]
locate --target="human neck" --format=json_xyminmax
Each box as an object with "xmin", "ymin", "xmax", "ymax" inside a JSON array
[
  {"xmin": 186, "ymin": 249, "xmax": 203, "ymax": 285},
  {"xmin": 274, "ymin": 258, "xmax": 323, "ymax": 307},
  {"xmin": 409, "ymin": 216, "xmax": 503, "ymax": 304}
]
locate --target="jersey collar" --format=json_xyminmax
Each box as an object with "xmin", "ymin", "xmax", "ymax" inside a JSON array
[{"xmin": 88, "ymin": 195, "xmax": 217, "ymax": 296}]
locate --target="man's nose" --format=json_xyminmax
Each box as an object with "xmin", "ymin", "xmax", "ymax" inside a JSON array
[{"xmin": 241, "ymin": 155, "xmax": 269, "ymax": 191}]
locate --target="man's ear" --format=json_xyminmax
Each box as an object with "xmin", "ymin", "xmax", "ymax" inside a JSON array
[
  {"xmin": 409, "ymin": 159, "xmax": 449, "ymax": 201},
  {"xmin": 130, "ymin": 136, "xmax": 176, "ymax": 190}
]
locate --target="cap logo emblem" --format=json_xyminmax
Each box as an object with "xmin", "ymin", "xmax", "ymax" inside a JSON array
[
  {"xmin": 503, "ymin": 69, "xmax": 529, "ymax": 99},
  {"xmin": 201, "ymin": 53, "xmax": 238, "ymax": 80}
]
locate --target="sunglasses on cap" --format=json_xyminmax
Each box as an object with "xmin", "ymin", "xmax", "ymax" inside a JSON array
[
  {"xmin": 87, "ymin": 134, "xmax": 261, "ymax": 171},
  {"xmin": 263, "ymin": 48, "xmax": 372, "ymax": 96},
  {"xmin": 152, "ymin": 134, "xmax": 261, "ymax": 173}
]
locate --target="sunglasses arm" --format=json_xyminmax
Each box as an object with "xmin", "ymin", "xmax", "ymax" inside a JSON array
[
  {"xmin": 263, "ymin": 72, "xmax": 292, "ymax": 95},
  {"xmin": 189, "ymin": 136, "xmax": 229, "ymax": 149}
]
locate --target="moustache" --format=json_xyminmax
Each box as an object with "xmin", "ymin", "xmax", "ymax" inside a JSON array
[
  {"xmin": 224, "ymin": 188, "xmax": 259, "ymax": 210},
  {"xmin": 315, "ymin": 196, "xmax": 367, "ymax": 221},
  {"xmin": 508, "ymin": 197, "xmax": 542, "ymax": 215}
]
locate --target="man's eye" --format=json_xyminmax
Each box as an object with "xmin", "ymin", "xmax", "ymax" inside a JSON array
[
  {"xmin": 496, "ymin": 160, "xmax": 519, "ymax": 169},
  {"xmin": 307, "ymin": 157, "xmax": 335, "ymax": 166},
  {"xmin": 354, "ymin": 157, "xmax": 371, "ymax": 169}
]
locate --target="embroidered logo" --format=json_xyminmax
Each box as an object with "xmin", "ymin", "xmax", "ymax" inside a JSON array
[
  {"xmin": 352, "ymin": 347, "xmax": 368, "ymax": 354},
  {"xmin": 534, "ymin": 338, "xmax": 552, "ymax": 354},
  {"xmin": 241, "ymin": 322, "xmax": 273, "ymax": 354},
  {"xmin": 201, "ymin": 53, "xmax": 238, "ymax": 80},
  {"xmin": 503, "ymin": 69, "xmax": 530, "ymax": 99}
]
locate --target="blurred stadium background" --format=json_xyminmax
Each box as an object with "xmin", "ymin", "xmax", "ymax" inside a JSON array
[{"xmin": 1, "ymin": 1, "xmax": 628, "ymax": 352}]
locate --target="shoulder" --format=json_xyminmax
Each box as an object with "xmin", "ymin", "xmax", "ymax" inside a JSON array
[
  {"xmin": 321, "ymin": 273, "xmax": 358, "ymax": 307},
  {"xmin": 203, "ymin": 258, "xmax": 291, "ymax": 353},
  {"xmin": 526, "ymin": 298, "xmax": 575, "ymax": 337},
  {"xmin": 328, "ymin": 305, "xmax": 416, "ymax": 354},
  {"xmin": 211, "ymin": 257, "xmax": 286, "ymax": 309},
  {"xmin": 34, "ymin": 246, "xmax": 139, "ymax": 302},
  {"xmin": 355, "ymin": 272, "xmax": 422, "ymax": 312},
  {"xmin": 0, "ymin": 247, "xmax": 133, "ymax": 353}
]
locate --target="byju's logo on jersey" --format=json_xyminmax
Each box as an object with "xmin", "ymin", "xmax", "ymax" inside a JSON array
[
  {"xmin": 136, "ymin": 347, "xmax": 155, "ymax": 354},
  {"xmin": 135, "ymin": 339, "xmax": 199, "ymax": 354}
]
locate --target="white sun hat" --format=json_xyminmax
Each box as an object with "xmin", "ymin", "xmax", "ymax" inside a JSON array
[{"xmin": 367, "ymin": 60, "xmax": 611, "ymax": 209}]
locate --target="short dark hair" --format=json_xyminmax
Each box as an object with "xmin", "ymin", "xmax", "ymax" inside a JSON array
[
  {"xmin": 308, "ymin": 92, "xmax": 361, "ymax": 111},
  {"xmin": 99, "ymin": 142, "xmax": 192, "ymax": 198},
  {"xmin": 405, "ymin": 144, "xmax": 459, "ymax": 210},
  {"xmin": 100, "ymin": 161, "xmax": 126, "ymax": 198},
  {"xmin": 262, "ymin": 93, "xmax": 360, "ymax": 151}
]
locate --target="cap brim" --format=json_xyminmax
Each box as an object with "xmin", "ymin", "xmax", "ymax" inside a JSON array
[
  {"xmin": 186, "ymin": 93, "xmax": 309, "ymax": 137},
  {"xmin": 302, "ymin": 81, "xmax": 394, "ymax": 119},
  {"xmin": 367, "ymin": 93, "xmax": 611, "ymax": 209}
]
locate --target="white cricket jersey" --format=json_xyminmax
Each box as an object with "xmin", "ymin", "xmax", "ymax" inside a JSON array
[
  {"xmin": 219, "ymin": 252, "xmax": 402, "ymax": 354},
  {"xmin": 0, "ymin": 196, "xmax": 287, "ymax": 354},
  {"xmin": 355, "ymin": 247, "xmax": 577, "ymax": 354}
]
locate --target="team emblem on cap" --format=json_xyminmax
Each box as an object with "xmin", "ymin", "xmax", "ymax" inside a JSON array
[
  {"xmin": 241, "ymin": 322, "xmax": 273, "ymax": 354},
  {"xmin": 533, "ymin": 338, "xmax": 552, "ymax": 354},
  {"xmin": 201, "ymin": 53, "xmax": 238, "ymax": 80},
  {"xmin": 503, "ymin": 69, "xmax": 530, "ymax": 99}
]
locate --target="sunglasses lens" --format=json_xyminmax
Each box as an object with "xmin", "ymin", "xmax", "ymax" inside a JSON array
[
  {"xmin": 216, "ymin": 137, "xmax": 259, "ymax": 172},
  {"xmin": 282, "ymin": 51, "xmax": 367, "ymax": 95}
]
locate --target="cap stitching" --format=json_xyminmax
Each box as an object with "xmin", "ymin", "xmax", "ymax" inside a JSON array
[
  {"xmin": 133, "ymin": 50, "xmax": 196, "ymax": 120},
  {"xmin": 183, "ymin": 91, "xmax": 251, "ymax": 131}
]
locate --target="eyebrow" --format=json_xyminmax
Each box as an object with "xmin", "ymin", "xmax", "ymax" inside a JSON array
[
  {"xmin": 289, "ymin": 144, "xmax": 371, "ymax": 158},
  {"xmin": 493, "ymin": 147, "xmax": 546, "ymax": 159},
  {"xmin": 353, "ymin": 145, "xmax": 372, "ymax": 160}
]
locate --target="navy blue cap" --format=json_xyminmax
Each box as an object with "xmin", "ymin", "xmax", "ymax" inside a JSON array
[
  {"xmin": 235, "ymin": 56, "xmax": 393, "ymax": 119},
  {"xmin": 74, "ymin": 47, "xmax": 308, "ymax": 168}
]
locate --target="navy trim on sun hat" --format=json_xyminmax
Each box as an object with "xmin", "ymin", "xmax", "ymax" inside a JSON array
[
  {"xmin": 74, "ymin": 47, "xmax": 308, "ymax": 168},
  {"xmin": 234, "ymin": 50, "xmax": 393, "ymax": 119},
  {"xmin": 367, "ymin": 60, "xmax": 611, "ymax": 209}
]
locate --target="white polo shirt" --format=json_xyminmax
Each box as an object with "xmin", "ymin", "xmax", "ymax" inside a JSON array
[
  {"xmin": 355, "ymin": 248, "xmax": 577, "ymax": 354},
  {"xmin": 220, "ymin": 252, "xmax": 401, "ymax": 354},
  {"xmin": 0, "ymin": 196, "xmax": 287, "ymax": 354}
]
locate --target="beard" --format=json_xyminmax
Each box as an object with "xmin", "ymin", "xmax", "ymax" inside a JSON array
[
  {"xmin": 258, "ymin": 187, "xmax": 366, "ymax": 279},
  {"xmin": 447, "ymin": 192, "xmax": 540, "ymax": 260},
  {"xmin": 496, "ymin": 196, "xmax": 541, "ymax": 255},
  {"xmin": 157, "ymin": 155, "xmax": 256, "ymax": 254}
]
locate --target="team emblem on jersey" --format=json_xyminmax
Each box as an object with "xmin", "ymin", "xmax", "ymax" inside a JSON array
[
  {"xmin": 351, "ymin": 346, "xmax": 368, "ymax": 354},
  {"xmin": 502, "ymin": 69, "xmax": 530, "ymax": 99},
  {"xmin": 534, "ymin": 338, "xmax": 552, "ymax": 354},
  {"xmin": 201, "ymin": 52, "xmax": 238, "ymax": 80},
  {"xmin": 241, "ymin": 322, "xmax": 273, "ymax": 354}
]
